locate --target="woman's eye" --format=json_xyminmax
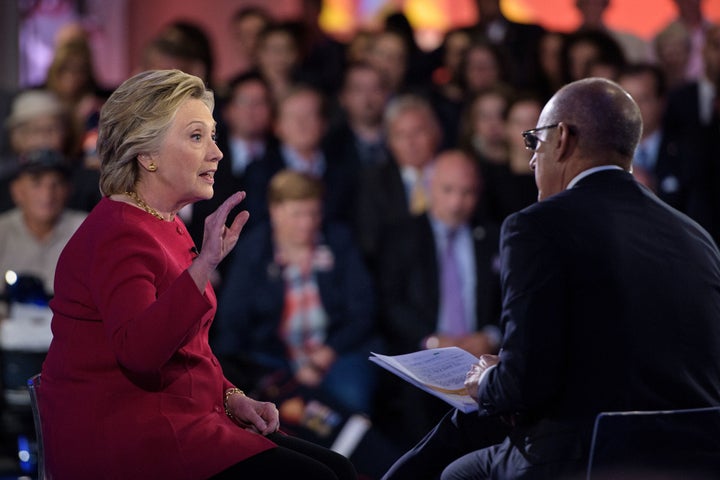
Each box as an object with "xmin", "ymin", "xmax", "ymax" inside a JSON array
[
  {"xmin": 191, "ymin": 133, "xmax": 202, "ymax": 141},
  {"xmin": 211, "ymin": 133, "xmax": 218, "ymax": 143}
]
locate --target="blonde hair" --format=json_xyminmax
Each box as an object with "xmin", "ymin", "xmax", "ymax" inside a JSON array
[
  {"xmin": 98, "ymin": 69, "xmax": 214, "ymax": 195},
  {"xmin": 267, "ymin": 170, "xmax": 324, "ymax": 206}
]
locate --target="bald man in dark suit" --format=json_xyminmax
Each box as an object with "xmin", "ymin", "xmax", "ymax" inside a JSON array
[
  {"xmin": 383, "ymin": 77, "xmax": 720, "ymax": 480},
  {"xmin": 375, "ymin": 150, "xmax": 501, "ymax": 445}
]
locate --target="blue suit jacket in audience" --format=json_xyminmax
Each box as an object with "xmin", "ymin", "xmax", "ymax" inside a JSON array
[{"xmin": 242, "ymin": 146, "xmax": 357, "ymax": 230}]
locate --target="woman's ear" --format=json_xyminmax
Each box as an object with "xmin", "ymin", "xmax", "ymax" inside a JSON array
[{"xmin": 137, "ymin": 153, "xmax": 158, "ymax": 172}]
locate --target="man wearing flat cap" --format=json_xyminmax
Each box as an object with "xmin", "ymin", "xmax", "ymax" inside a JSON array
[
  {"xmin": 0, "ymin": 150, "xmax": 86, "ymax": 301},
  {"xmin": 1, "ymin": 89, "xmax": 73, "ymax": 213}
]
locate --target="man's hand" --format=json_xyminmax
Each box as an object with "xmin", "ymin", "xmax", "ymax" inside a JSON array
[{"xmin": 464, "ymin": 354, "xmax": 499, "ymax": 402}]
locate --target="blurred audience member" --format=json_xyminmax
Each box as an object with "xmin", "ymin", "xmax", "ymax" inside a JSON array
[
  {"xmin": 375, "ymin": 150, "xmax": 500, "ymax": 446},
  {"xmin": 1, "ymin": 90, "xmax": 73, "ymax": 212},
  {"xmin": 355, "ymin": 94, "xmax": 441, "ymax": 270},
  {"xmin": 214, "ymin": 170, "xmax": 377, "ymax": 414},
  {"xmin": 384, "ymin": 12, "xmax": 435, "ymax": 91},
  {"xmin": 296, "ymin": 0, "xmax": 347, "ymax": 96},
  {"xmin": 661, "ymin": 23, "xmax": 720, "ymax": 244},
  {"xmin": 44, "ymin": 37, "xmax": 106, "ymax": 153},
  {"xmin": 378, "ymin": 149, "xmax": 501, "ymax": 356},
  {"xmin": 429, "ymin": 28, "xmax": 473, "ymax": 149},
  {"xmin": 255, "ymin": 23, "xmax": 303, "ymax": 103},
  {"xmin": 325, "ymin": 62, "xmax": 389, "ymax": 174},
  {"xmin": 503, "ymin": 94, "xmax": 542, "ymax": 214},
  {"xmin": 472, "ymin": 0, "xmax": 545, "ymax": 90},
  {"xmin": 655, "ymin": 0, "xmax": 713, "ymax": 83},
  {"xmin": 243, "ymin": 85, "xmax": 355, "ymax": 229},
  {"xmin": 665, "ymin": 23, "xmax": 720, "ymax": 130},
  {"xmin": 431, "ymin": 28, "xmax": 473, "ymax": 101},
  {"xmin": 366, "ymin": 30, "xmax": 410, "ymax": 96},
  {"xmin": 654, "ymin": 21, "xmax": 693, "ymax": 90},
  {"xmin": 574, "ymin": 0, "xmax": 651, "ymax": 62},
  {"xmin": 536, "ymin": 31, "xmax": 567, "ymax": 100},
  {"xmin": 0, "ymin": 150, "xmax": 86, "ymax": 296},
  {"xmin": 220, "ymin": 72, "xmax": 274, "ymax": 189},
  {"xmin": 5, "ymin": 90, "xmax": 70, "ymax": 159},
  {"xmin": 459, "ymin": 86, "xmax": 512, "ymax": 223},
  {"xmin": 457, "ymin": 39, "xmax": 507, "ymax": 101},
  {"xmin": 140, "ymin": 21, "xmax": 215, "ymax": 87},
  {"xmin": 346, "ymin": 30, "xmax": 375, "ymax": 64},
  {"xmin": 560, "ymin": 29, "xmax": 626, "ymax": 84},
  {"xmin": 43, "ymin": 32, "xmax": 108, "ymax": 213},
  {"xmin": 618, "ymin": 64, "xmax": 669, "ymax": 192},
  {"xmin": 585, "ymin": 56, "xmax": 624, "ymax": 81},
  {"xmin": 227, "ymin": 6, "xmax": 272, "ymax": 80}
]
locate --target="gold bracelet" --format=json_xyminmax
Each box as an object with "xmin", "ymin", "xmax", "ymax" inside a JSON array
[{"xmin": 223, "ymin": 387, "xmax": 245, "ymax": 419}]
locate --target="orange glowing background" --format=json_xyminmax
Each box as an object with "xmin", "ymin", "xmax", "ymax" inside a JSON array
[{"xmin": 320, "ymin": 0, "xmax": 720, "ymax": 48}]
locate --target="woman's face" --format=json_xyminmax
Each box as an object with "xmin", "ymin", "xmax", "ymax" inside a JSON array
[
  {"xmin": 472, "ymin": 93, "xmax": 507, "ymax": 144},
  {"xmin": 463, "ymin": 46, "xmax": 500, "ymax": 93},
  {"xmin": 443, "ymin": 31, "xmax": 471, "ymax": 76},
  {"xmin": 506, "ymin": 100, "xmax": 542, "ymax": 154},
  {"xmin": 568, "ymin": 41, "xmax": 599, "ymax": 81},
  {"xmin": 367, "ymin": 33, "xmax": 407, "ymax": 91},
  {"xmin": 257, "ymin": 31, "xmax": 298, "ymax": 78},
  {"xmin": 148, "ymin": 98, "xmax": 222, "ymax": 208},
  {"xmin": 506, "ymin": 100, "xmax": 541, "ymax": 172},
  {"xmin": 54, "ymin": 54, "xmax": 91, "ymax": 99},
  {"xmin": 539, "ymin": 33, "xmax": 563, "ymax": 82},
  {"xmin": 270, "ymin": 198, "xmax": 322, "ymax": 247}
]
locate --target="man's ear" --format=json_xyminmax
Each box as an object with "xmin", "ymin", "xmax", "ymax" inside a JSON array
[{"xmin": 555, "ymin": 122, "xmax": 576, "ymax": 164}]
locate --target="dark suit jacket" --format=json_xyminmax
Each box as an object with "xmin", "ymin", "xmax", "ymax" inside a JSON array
[
  {"xmin": 354, "ymin": 159, "xmax": 411, "ymax": 270},
  {"xmin": 659, "ymin": 82, "xmax": 718, "ymax": 242},
  {"xmin": 477, "ymin": 169, "xmax": 720, "ymax": 476},
  {"xmin": 242, "ymin": 145, "xmax": 357, "ymax": 231},
  {"xmin": 378, "ymin": 213, "xmax": 501, "ymax": 354},
  {"xmin": 213, "ymin": 221, "xmax": 377, "ymax": 371},
  {"xmin": 474, "ymin": 17, "xmax": 545, "ymax": 91},
  {"xmin": 372, "ymin": 212, "xmax": 501, "ymax": 446},
  {"xmin": 323, "ymin": 121, "xmax": 387, "ymax": 174}
]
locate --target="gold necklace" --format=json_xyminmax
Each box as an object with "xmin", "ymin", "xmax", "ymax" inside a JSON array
[{"xmin": 125, "ymin": 191, "xmax": 166, "ymax": 221}]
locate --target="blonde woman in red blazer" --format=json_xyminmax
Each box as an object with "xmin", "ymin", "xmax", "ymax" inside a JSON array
[{"xmin": 40, "ymin": 69, "xmax": 355, "ymax": 480}]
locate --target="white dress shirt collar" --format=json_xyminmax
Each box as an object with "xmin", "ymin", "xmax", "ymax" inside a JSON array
[{"xmin": 567, "ymin": 165, "xmax": 625, "ymax": 190}]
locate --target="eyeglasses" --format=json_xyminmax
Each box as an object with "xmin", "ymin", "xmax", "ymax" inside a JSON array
[{"xmin": 522, "ymin": 123, "xmax": 559, "ymax": 151}]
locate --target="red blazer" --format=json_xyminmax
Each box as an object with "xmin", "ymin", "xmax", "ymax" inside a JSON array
[{"xmin": 41, "ymin": 198, "xmax": 275, "ymax": 479}]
